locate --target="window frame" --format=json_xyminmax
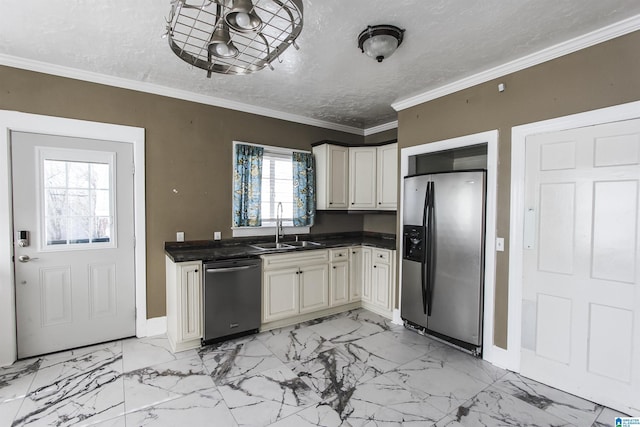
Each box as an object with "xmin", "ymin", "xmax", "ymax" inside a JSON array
[
  {"xmin": 231, "ymin": 141, "xmax": 311, "ymax": 238},
  {"xmin": 36, "ymin": 146, "xmax": 117, "ymax": 252}
]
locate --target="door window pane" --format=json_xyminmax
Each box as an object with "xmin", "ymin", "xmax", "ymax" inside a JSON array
[{"xmin": 42, "ymin": 159, "xmax": 114, "ymax": 247}]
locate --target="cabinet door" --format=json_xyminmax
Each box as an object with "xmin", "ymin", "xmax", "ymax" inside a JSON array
[
  {"xmin": 179, "ymin": 262, "xmax": 202, "ymax": 342},
  {"xmin": 377, "ymin": 143, "xmax": 398, "ymax": 210},
  {"xmin": 328, "ymin": 145, "xmax": 349, "ymax": 209},
  {"xmin": 299, "ymin": 263, "xmax": 330, "ymax": 314},
  {"xmin": 372, "ymin": 261, "xmax": 392, "ymax": 311},
  {"xmin": 349, "ymin": 247, "xmax": 363, "ymax": 302},
  {"xmin": 349, "ymin": 147, "xmax": 377, "ymax": 209},
  {"xmin": 361, "ymin": 247, "xmax": 373, "ymax": 302},
  {"xmin": 330, "ymin": 261, "xmax": 349, "ymax": 306},
  {"xmin": 263, "ymin": 268, "xmax": 300, "ymax": 322}
]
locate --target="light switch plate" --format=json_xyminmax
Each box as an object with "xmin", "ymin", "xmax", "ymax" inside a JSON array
[
  {"xmin": 496, "ymin": 237, "xmax": 504, "ymax": 252},
  {"xmin": 214, "ymin": 231, "xmax": 221, "ymax": 240},
  {"xmin": 176, "ymin": 231, "xmax": 185, "ymax": 242}
]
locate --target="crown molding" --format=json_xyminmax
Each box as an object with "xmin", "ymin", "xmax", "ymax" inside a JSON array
[
  {"xmin": 392, "ymin": 14, "xmax": 640, "ymax": 112},
  {"xmin": 0, "ymin": 53, "xmax": 365, "ymax": 136},
  {"xmin": 363, "ymin": 120, "xmax": 398, "ymax": 136}
]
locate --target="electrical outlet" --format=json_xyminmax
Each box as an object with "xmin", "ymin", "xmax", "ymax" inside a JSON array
[
  {"xmin": 214, "ymin": 231, "xmax": 221, "ymax": 240},
  {"xmin": 176, "ymin": 231, "xmax": 185, "ymax": 242},
  {"xmin": 496, "ymin": 237, "xmax": 504, "ymax": 252}
]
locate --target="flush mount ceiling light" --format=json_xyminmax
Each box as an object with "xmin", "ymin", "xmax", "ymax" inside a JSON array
[
  {"xmin": 357, "ymin": 24, "xmax": 405, "ymax": 63},
  {"xmin": 166, "ymin": 0, "xmax": 303, "ymax": 76}
]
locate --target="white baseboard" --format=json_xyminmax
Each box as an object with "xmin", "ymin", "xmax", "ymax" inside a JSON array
[
  {"xmin": 144, "ymin": 316, "xmax": 167, "ymax": 337},
  {"xmin": 392, "ymin": 309, "xmax": 403, "ymax": 326},
  {"xmin": 484, "ymin": 344, "xmax": 519, "ymax": 371}
]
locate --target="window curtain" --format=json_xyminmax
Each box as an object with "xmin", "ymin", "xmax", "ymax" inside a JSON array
[
  {"xmin": 233, "ymin": 144, "xmax": 263, "ymax": 227},
  {"xmin": 292, "ymin": 151, "xmax": 316, "ymax": 226}
]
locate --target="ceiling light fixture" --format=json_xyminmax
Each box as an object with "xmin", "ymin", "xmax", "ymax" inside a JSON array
[
  {"xmin": 208, "ymin": 21, "xmax": 240, "ymax": 58},
  {"xmin": 357, "ymin": 25, "xmax": 405, "ymax": 63},
  {"xmin": 225, "ymin": 0, "xmax": 263, "ymax": 32},
  {"xmin": 166, "ymin": 0, "xmax": 303, "ymax": 76}
]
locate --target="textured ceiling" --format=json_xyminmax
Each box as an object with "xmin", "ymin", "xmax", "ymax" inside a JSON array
[{"xmin": 1, "ymin": 1, "xmax": 639, "ymax": 131}]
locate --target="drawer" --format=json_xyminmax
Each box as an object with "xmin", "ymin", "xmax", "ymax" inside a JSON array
[
  {"xmin": 330, "ymin": 248, "xmax": 349, "ymax": 262},
  {"xmin": 372, "ymin": 248, "xmax": 391, "ymax": 263},
  {"xmin": 261, "ymin": 249, "xmax": 329, "ymax": 269}
]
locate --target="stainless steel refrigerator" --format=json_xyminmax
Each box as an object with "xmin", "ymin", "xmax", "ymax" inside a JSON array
[{"xmin": 401, "ymin": 170, "xmax": 486, "ymax": 355}]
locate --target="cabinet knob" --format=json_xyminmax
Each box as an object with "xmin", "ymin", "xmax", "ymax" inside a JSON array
[
  {"xmin": 329, "ymin": 202, "xmax": 333, "ymax": 205},
  {"xmin": 351, "ymin": 202, "xmax": 354, "ymax": 205},
  {"xmin": 333, "ymin": 266, "xmax": 336, "ymax": 269},
  {"xmin": 195, "ymin": 269, "xmax": 198, "ymax": 273},
  {"xmin": 373, "ymin": 265, "xmax": 377, "ymax": 268},
  {"xmin": 378, "ymin": 202, "xmax": 381, "ymax": 205}
]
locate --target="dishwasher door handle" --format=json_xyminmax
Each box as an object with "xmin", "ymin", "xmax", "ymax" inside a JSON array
[{"xmin": 206, "ymin": 265, "xmax": 258, "ymax": 273}]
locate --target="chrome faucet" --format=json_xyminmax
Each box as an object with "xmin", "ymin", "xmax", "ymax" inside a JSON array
[{"xmin": 275, "ymin": 202, "xmax": 284, "ymax": 245}]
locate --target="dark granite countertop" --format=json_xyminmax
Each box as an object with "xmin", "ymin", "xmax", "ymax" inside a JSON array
[{"xmin": 165, "ymin": 231, "xmax": 396, "ymax": 263}]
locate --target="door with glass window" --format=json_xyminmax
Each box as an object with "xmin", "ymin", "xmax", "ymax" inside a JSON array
[{"xmin": 12, "ymin": 131, "xmax": 135, "ymax": 358}]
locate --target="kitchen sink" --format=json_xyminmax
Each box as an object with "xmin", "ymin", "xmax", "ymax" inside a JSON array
[
  {"xmin": 250, "ymin": 242, "xmax": 294, "ymax": 250},
  {"xmin": 249, "ymin": 241, "xmax": 323, "ymax": 251},
  {"xmin": 286, "ymin": 240, "xmax": 323, "ymax": 247}
]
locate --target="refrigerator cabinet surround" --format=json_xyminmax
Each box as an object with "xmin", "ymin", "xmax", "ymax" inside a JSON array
[{"xmin": 401, "ymin": 170, "xmax": 486, "ymax": 354}]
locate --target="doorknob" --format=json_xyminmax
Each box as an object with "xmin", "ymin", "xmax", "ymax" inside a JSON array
[{"xmin": 18, "ymin": 255, "xmax": 38, "ymax": 263}]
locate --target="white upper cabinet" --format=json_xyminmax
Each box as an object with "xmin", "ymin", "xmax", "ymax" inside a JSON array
[
  {"xmin": 377, "ymin": 143, "xmax": 398, "ymax": 210},
  {"xmin": 314, "ymin": 141, "xmax": 397, "ymax": 211},
  {"xmin": 313, "ymin": 144, "xmax": 348, "ymax": 209},
  {"xmin": 349, "ymin": 146, "xmax": 377, "ymax": 209}
]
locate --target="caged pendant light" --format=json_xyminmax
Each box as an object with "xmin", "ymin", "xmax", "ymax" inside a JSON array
[{"xmin": 166, "ymin": 0, "xmax": 303, "ymax": 76}]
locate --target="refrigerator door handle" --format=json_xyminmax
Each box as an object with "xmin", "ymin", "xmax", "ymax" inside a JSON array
[
  {"xmin": 426, "ymin": 181, "xmax": 435, "ymax": 317},
  {"xmin": 421, "ymin": 183, "xmax": 430, "ymax": 315}
]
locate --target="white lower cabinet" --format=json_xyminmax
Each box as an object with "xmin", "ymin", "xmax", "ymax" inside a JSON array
[
  {"xmin": 262, "ymin": 250, "xmax": 330, "ymax": 324},
  {"xmin": 330, "ymin": 248, "xmax": 350, "ymax": 306},
  {"xmin": 263, "ymin": 267, "xmax": 300, "ymax": 322},
  {"xmin": 348, "ymin": 246, "xmax": 362, "ymax": 302},
  {"xmin": 299, "ymin": 263, "xmax": 330, "ymax": 313},
  {"xmin": 361, "ymin": 247, "xmax": 373, "ymax": 302},
  {"xmin": 166, "ymin": 257, "xmax": 202, "ymax": 353},
  {"xmin": 361, "ymin": 248, "xmax": 395, "ymax": 316},
  {"xmin": 261, "ymin": 246, "xmax": 396, "ymax": 327}
]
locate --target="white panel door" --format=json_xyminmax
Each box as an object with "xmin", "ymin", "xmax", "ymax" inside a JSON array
[
  {"xmin": 12, "ymin": 132, "xmax": 136, "ymax": 358},
  {"xmin": 521, "ymin": 119, "xmax": 640, "ymax": 414}
]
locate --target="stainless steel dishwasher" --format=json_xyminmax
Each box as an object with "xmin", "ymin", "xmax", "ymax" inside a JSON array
[{"xmin": 203, "ymin": 258, "xmax": 262, "ymax": 344}]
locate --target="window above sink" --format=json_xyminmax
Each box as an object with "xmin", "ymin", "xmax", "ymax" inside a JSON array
[{"xmin": 231, "ymin": 141, "xmax": 314, "ymax": 238}]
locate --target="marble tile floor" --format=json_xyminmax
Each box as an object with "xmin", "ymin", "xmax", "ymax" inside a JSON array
[{"xmin": 0, "ymin": 308, "xmax": 630, "ymax": 426}]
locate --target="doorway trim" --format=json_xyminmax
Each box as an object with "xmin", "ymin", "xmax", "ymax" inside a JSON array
[
  {"xmin": 506, "ymin": 100, "xmax": 640, "ymax": 371},
  {"xmin": 0, "ymin": 111, "xmax": 146, "ymax": 366},
  {"xmin": 398, "ymin": 130, "xmax": 499, "ymax": 364}
]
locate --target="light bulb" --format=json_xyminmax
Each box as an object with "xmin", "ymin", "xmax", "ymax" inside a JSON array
[
  {"xmin": 234, "ymin": 12, "xmax": 251, "ymax": 29},
  {"xmin": 215, "ymin": 44, "xmax": 231, "ymax": 57}
]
